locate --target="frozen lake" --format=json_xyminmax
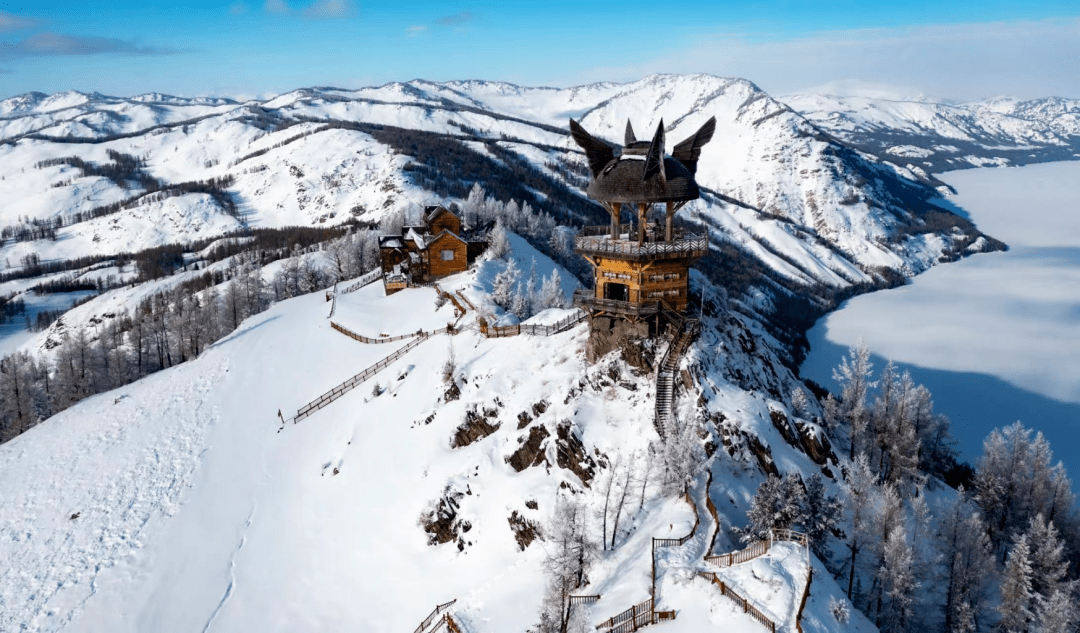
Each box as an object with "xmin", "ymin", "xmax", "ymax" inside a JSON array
[{"xmin": 801, "ymin": 161, "xmax": 1080, "ymax": 478}]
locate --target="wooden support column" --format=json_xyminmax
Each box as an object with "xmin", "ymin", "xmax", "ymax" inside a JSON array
[
  {"xmin": 665, "ymin": 201, "xmax": 674, "ymax": 242},
  {"xmin": 611, "ymin": 202, "xmax": 620, "ymax": 240},
  {"xmin": 637, "ymin": 203, "xmax": 648, "ymax": 246}
]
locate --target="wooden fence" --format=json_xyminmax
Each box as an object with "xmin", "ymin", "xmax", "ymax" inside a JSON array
[
  {"xmin": 331, "ymin": 321, "xmax": 441, "ymax": 345},
  {"xmin": 414, "ymin": 599, "xmax": 456, "ymax": 633},
  {"xmin": 478, "ymin": 312, "xmax": 587, "ymax": 338},
  {"xmin": 596, "ymin": 598, "xmax": 655, "ymax": 633},
  {"xmin": 340, "ymin": 269, "xmax": 382, "ymax": 294},
  {"xmin": 696, "ymin": 572, "xmax": 777, "ymax": 633},
  {"xmin": 292, "ymin": 331, "xmax": 439, "ymax": 424},
  {"xmin": 327, "ymin": 282, "xmax": 338, "ymax": 318},
  {"xmin": 705, "ymin": 540, "xmax": 769, "ymax": 568}
]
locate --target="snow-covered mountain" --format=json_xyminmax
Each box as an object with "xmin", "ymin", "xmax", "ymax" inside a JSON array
[
  {"xmin": 0, "ymin": 75, "xmax": 1000, "ymax": 294},
  {"xmin": 783, "ymin": 93, "xmax": 1080, "ymax": 177},
  {"xmin": 0, "ymin": 234, "xmax": 874, "ymax": 633}
]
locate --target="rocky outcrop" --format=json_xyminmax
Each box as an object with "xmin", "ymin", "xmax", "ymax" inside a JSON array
[
  {"xmin": 508, "ymin": 511, "xmax": 541, "ymax": 551},
  {"xmin": 585, "ymin": 316, "xmax": 652, "ymax": 369},
  {"xmin": 450, "ymin": 405, "xmax": 500, "ymax": 448},
  {"xmin": 418, "ymin": 486, "xmax": 473, "ymax": 548},
  {"xmin": 507, "ymin": 426, "xmax": 550, "ymax": 472},
  {"xmin": 555, "ymin": 422, "xmax": 597, "ymax": 487}
]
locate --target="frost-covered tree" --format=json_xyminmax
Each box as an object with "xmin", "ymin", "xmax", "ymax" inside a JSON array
[
  {"xmin": 801, "ymin": 473, "xmax": 842, "ymax": 559},
  {"xmin": 998, "ymin": 534, "xmax": 1035, "ymax": 633},
  {"xmin": 936, "ymin": 488, "xmax": 993, "ymax": 633},
  {"xmin": 976, "ymin": 422, "xmax": 1076, "ymax": 558},
  {"xmin": 790, "ymin": 386, "xmax": 809, "ymax": 419},
  {"xmin": 842, "ymin": 453, "xmax": 877, "ymax": 600},
  {"xmin": 743, "ymin": 474, "xmax": 805, "ymax": 543},
  {"xmin": 488, "ymin": 219, "xmax": 510, "ymax": 260},
  {"xmin": 542, "ymin": 494, "xmax": 598, "ymax": 606},
  {"xmin": 833, "ymin": 339, "xmax": 876, "ymax": 459},
  {"xmin": 1033, "ymin": 586, "xmax": 1079, "ymax": 633},
  {"xmin": 880, "ymin": 526, "xmax": 918, "ymax": 633},
  {"xmin": 539, "ymin": 269, "xmax": 566, "ymax": 310},
  {"xmin": 491, "ymin": 258, "xmax": 519, "ymax": 310},
  {"xmin": 1027, "ymin": 514, "xmax": 1070, "ymax": 601},
  {"xmin": 660, "ymin": 415, "xmax": 709, "ymax": 496}
]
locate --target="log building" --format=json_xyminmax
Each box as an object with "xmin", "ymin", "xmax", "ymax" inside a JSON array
[
  {"xmin": 379, "ymin": 206, "xmax": 477, "ymax": 294},
  {"xmin": 568, "ymin": 117, "xmax": 715, "ymax": 358}
]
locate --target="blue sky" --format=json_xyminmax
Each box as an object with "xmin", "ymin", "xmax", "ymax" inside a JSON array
[{"xmin": 1, "ymin": 0, "xmax": 1077, "ymax": 100}]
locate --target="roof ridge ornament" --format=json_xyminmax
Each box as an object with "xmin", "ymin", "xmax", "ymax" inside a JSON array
[{"xmin": 643, "ymin": 120, "xmax": 666, "ymax": 183}]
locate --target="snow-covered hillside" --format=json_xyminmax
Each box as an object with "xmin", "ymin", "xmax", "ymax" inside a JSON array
[
  {"xmin": 0, "ymin": 234, "xmax": 869, "ymax": 632},
  {"xmin": 783, "ymin": 93, "xmax": 1080, "ymax": 175},
  {"xmin": 0, "ymin": 75, "xmax": 1000, "ymax": 291}
]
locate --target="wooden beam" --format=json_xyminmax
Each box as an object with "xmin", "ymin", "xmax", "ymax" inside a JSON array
[
  {"xmin": 665, "ymin": 201, "xmax": 674, "ymax": 242},
  {"xmin": 637, "ymin": 203, "xmax": 648, "ymax": 246}
]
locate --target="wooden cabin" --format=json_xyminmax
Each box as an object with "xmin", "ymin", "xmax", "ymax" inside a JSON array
[{"xmin": 378, "ymin": 206, "xmax": 472, "ymax": 294}]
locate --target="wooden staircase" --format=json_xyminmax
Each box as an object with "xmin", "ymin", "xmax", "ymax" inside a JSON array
[{"xmin": 653, "ymin": 317, "xmax": 700, "ymax": 438}]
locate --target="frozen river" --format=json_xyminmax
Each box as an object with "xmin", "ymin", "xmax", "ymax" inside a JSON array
[{"xmin": 801, "ymin": 161, "xmax": 1080, "ymax": 478}]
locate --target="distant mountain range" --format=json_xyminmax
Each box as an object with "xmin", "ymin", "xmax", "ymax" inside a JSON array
[
  {"xmin": 784, "ymin": 92, "xmax": 1080, "ymax": 185},
  {"xmin": 0, "ymin": 75, "xmax": 1019, "ymax": 301}
]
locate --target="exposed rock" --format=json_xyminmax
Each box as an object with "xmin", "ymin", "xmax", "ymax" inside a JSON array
[
  {"xmin": 555, "ymin": 421, "xmax": 596, "ymax": 487},
  {"xmin": 507, "ymin": 510, "xmax": 541, "ymax": 550},
  {"xmin": 769, "ymin": 409, "xmax": 800, "ymax": 447},
  {"xmin": 507, "ymin": 426, "xmax": 550, "ymax": 472},
  {"xmin": 744, "ymin": 432, "xmax": 780, "ymax": 477},
  {"xmin": 586, "ymin": 316, "xmax": 652, "ymax": 369},
  {"xmin": 443, "ymin": 380, "xmax": 461, "ymax": 403},
  {"xmin": 418, "ymin": 486, "xmax": 471, "ymax": 546},
  {"xmin": 795, "ymin": 419, "xmax": 836, "ymax": 466},
  {"xmin": 516, "ymin": 411, "xmax": 533, "ymax": 430},
  {"xmin": 450, "ymin": 405, "xmax": 500, "ymax": 448}
]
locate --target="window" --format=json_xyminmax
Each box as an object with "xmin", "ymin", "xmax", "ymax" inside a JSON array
[{"xmin": 441, "ymin": 249, "xmax": 455, "ymax": 261}]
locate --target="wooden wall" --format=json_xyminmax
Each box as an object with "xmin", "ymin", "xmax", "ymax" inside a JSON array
[
  {"xmin": 429, "ymin": 212, "xmax": 461, "ymax": 236},
  {"xmin": 426, "ymin": 233, "xmax": 468, "ymax": 278},
  {"xmin": 592, "ymin": 257, "xmax": 691, "ymax": 310}
]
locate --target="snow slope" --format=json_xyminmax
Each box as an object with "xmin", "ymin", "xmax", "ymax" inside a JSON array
[{"xmin": 0, "ymin": 234, "xmax": 862, "ymax": 632}]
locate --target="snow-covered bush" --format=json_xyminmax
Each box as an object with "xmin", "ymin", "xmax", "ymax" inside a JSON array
[{"xmin": 829, "ymin": 596, "xmax": 850, "ymax": 624}]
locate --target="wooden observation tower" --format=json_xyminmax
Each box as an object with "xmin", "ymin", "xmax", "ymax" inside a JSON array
[{"xmin": 569, "ymin": 116, "xmax": 715, "ymax": 356}]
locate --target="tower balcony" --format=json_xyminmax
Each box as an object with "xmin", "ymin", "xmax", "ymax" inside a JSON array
[
  {"xmin": 573, "ymin": 225, "xmax": 708, "ymax": 262},
  {"xmin": 572, "ymin": 288, "xmax": 663, "ymax": 319}
]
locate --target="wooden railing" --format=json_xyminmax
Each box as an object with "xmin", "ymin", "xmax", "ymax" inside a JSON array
[
  {"xmin": 292, "ymin": 331, "xmax": 439, "ymax": 424},
  {"xmin": 331, "ymin": 321, "xmax": 441, "ymax": 344},
  {"xmin": 596, "ymin": 598, "xmax": 655, "ymax": 633},
  {"xmin": 414, "ymin": 599, "xmax": 456, "ymax": 633},
  {"xmin": 478, "ymin": 312, "xmax": 587, "ymax": 338},
  {"xmin": 697, "ymin": 572, "xmax": 777, "ymax": 633},
  {"xmin": 705, "ymin": 540, "xmax": 768, "ymax": 568},
  {"xmin": 327, "ymin": 282, "xmax": 339, "ymax": 318},
  {"xmin": 340, "ymin": 269, "xmax": 382, "ymax": 294},
  {"xmin": 653, "ymin": 318, "xmax": 699, "ymax": 438},
  {"xmin": 574, "ymin": 231, "xmax": 708, "ymax": 262},
  {"xmin": 454, "ymin": 290, "xmax": 477, "ymax": 312},
  {"xmin": 795, "ymin": 567, "xmax": 813, "ymax": 633}
]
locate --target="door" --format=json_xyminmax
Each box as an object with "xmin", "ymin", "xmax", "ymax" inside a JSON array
[{"xmin": 604, "ymin": 282, "xmax": 628, "ymax": 302}]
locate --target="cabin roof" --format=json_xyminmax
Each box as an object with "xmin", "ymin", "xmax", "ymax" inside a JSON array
[{"xmin": 379, "ymin": 236, "xmax": 405, "ymax": 249}]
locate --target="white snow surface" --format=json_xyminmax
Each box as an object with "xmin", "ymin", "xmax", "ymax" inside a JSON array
[{"xmin": 0, "ymin": 233, "xmax": 861, "ymax": 632}]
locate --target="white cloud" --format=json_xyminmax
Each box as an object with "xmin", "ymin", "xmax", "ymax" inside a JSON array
[
  {"xmin": 0, "ymin": 10, "xmax": 36, "ymax": 32},
  {"xmin": 566, "ymin": 18, "xmax": 1080, "ymax": 101},
  {"xmin": 264, "ymin": 0, "xmax": 289, "ymax": 15},
  {"xmin": 407, "ymin": 25, "xmax": 427, "ymax": 37},
  {"xmin": 303, "ymin": 0, "xmax": 353, "ymax": 19}
]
